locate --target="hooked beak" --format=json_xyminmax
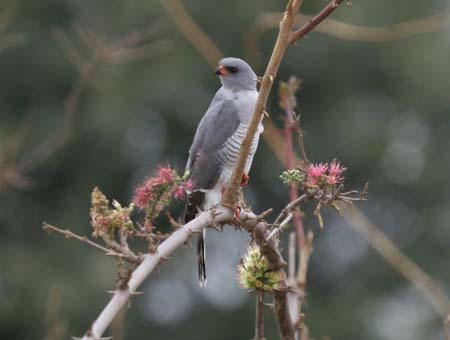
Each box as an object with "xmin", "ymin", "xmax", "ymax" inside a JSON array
[{"xmin": 215, "ymin": 64, "xmax": 228, "ymax": 76}]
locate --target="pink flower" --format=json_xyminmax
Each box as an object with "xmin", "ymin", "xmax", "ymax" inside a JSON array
[
  {"xmin": 132, "ymin": 183, "xmax": 154, "ymax": 209},
  {"xmin": 326, "ymin": 160, "xmax": 345, "ymax": 185},
  {"xmin": 329, "ymin": 160, "xmax": 344, "ymax": 177},
  {"xmin": 173, "ymin": 180, "xmax": 194, "ymax": 200},
  {"xmin": 306, "ymin": 163, "xmax": 328, "ymax": 185},
  {"xmin": 173, "ymin": 185, "xmax": 186, "ymax": 200},
  {"xmin": 184, "ymin": 180, "xmax": 194, "ymax": 191},
  {"xmin": 158, "ymin": 166, "xmax": 175, "ymax": 183}
]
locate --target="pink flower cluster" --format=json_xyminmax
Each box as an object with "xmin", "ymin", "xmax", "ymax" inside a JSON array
[
  {"xmin": 132, "ymin": 166, "xmax": 193, "ymax": 209},
  {"xmin": 306, "ymin": 160, "xmax": 345, "ymax": 186}
]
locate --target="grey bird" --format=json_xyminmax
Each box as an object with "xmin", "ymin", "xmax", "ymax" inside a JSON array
[{"xmin": 184, "ymin": 57, "xmax": 263, "ymax": 286}]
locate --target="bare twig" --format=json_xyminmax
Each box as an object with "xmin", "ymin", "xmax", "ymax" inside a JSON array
[
  {"xmin": 43, "ymin": 223, "xmax": 142, "ymax": 264},
  {"xmin": 267, "ymin": 212, "xmax": 293, "ymax": 241},
  {"xmin": 254, "ymin": 290, "xmax": 266, "ymax": 340},
  {"xmin": 289, "ymin": 0, "xmax": 345, "ymax": 44},
  {"xmin": 273, "ymin": 194, "xmax": 308, "ymax": 227}
]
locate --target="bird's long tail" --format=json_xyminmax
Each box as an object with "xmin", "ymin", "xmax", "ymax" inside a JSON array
[
  {"xmin": 185, "ymin": 191, "xmax": 207, "ymax": 287},
  {"xmin": 197, "ymin": 229, "xmax": 207, "ymax": 286}
]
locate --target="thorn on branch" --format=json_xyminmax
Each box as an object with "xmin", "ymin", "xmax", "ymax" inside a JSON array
[
  {"xmin": 166, "ymin": 211, "xmax": 182, "ymax": 229},
  {"xmin": 129, "ymin": 291, "xmax": 144, "ymax": 296}
]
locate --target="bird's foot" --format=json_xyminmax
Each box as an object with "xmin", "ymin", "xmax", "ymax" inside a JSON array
[{"xmin": 240, "ymin": 173, "xmax": 249, "ymax": 186}]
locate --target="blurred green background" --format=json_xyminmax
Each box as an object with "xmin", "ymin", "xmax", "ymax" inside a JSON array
[{"xmin": 1, "ymin": 0, "xmax": 449, "ymax": 339}]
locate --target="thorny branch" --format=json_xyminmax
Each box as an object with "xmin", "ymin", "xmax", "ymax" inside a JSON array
[
  {"xmin": 74, "ymin": 207, "xmax": 233, "ymax": 340},
  {"xmin": 61, "ymin": 204, "xmax": 296, "ymax": 340}
]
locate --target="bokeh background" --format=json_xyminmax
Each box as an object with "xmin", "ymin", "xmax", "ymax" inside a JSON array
[{"xmin": 1, "ymin": 0, "xmax": 450, "ymax": 339}]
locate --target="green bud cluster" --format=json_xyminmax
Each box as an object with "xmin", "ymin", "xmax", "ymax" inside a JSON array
[
  {"xmin": 237, "ymin": 246, "xmax": 280, "ymax": 291},
  {"xmin": 279, "ymin": 169, "xmax": 304, "ymax": 185}
]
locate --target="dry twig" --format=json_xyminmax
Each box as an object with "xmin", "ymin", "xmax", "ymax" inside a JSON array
[{"xmin": 43, "ymin": 223, "xmax": 142, "ymax": 264}]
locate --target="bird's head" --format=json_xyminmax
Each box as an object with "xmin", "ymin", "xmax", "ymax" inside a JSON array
[{"xmin": 215, "ymin": 57, "xmax": 257, "ymax": 91}]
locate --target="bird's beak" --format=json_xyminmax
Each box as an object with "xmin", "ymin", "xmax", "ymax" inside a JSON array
[{"xmin": 215, "ymin": 64, "xmax": 228, "ymax": 76}]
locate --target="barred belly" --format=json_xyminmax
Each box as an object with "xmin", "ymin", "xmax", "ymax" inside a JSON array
[
  {"xmin": 203, "ymin": 123, "xmax": 262, "ymax": 209},
  {"xmin": 217, "ymin": 123, "xmax": 263, "ymax": 184}
]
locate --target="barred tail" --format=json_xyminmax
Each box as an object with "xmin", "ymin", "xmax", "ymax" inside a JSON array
[{"xmin": 197, "ymin": 229, "xmax": 207, "ymax": 287}]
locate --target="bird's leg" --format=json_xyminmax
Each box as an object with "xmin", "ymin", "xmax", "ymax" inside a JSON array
[
  {"xmin": 235, "ymin": 187, "xmax": 247, "ymax": 217},
  {"xmin": 241, "ymin": 172, "xmax": 249, "ymax": 186},
  {"xmin": 220, "ymin": 186, "xmax": 242, "ymax": 218}
]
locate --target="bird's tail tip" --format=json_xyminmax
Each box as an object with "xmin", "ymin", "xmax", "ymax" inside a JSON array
[
  {"xmin": 198, "ymin": 277, "xmax": 207, "ymax": 287},
  {"xmin": 197, "ymin": 231, "xmax": 207, "ymax": 287}
]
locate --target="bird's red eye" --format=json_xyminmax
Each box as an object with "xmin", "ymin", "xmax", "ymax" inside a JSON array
[{"xmin": 226, "ymin": 66, "xmax": 239, "ymax": 74}]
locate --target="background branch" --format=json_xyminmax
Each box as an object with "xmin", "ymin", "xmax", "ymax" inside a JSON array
[
  {"xmin": 244, "ymin": 11, "xmax": 450, "ymax": 67},
  {"xmin": 160, "ymin": 0, "xmax": 223, "ymax": 69},
  {"xmin": 0, "ymin": 25, "xmax": 171, "ymax": 191},
  {"xmin": 337, "ymin": 202, "xmax": 450, "ymax": 320}
]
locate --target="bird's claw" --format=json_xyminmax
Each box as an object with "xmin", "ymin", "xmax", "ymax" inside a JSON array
[
  {"xmin": 234, "ymin": 205, "xmax": 241, "ymax": 218},
  {"xmin": 241, "ymin": 173, "xmax": 249, "ymax": 186}
]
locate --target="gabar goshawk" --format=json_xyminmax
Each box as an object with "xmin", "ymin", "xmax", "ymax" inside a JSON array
[{"xmin": 184, "ymin": 57, "xmax": 263, "ymax": 286}]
